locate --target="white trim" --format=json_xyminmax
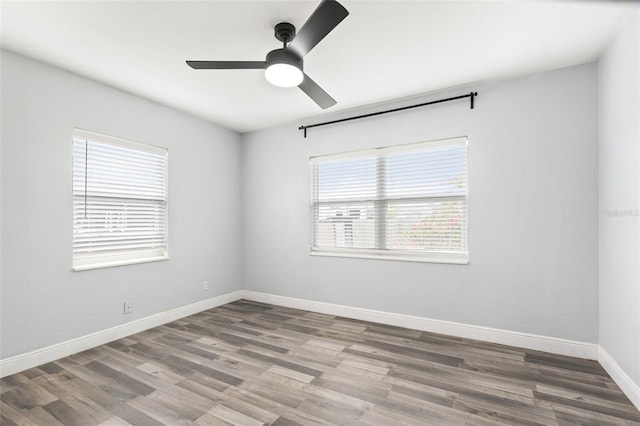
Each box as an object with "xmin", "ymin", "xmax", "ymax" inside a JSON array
[
  {"xmin": 72, "ymin": 253, "xmax": 169, "ymax": 271},
  {"xmin": 309, "ymin": 136, "xmax": 468, "ymax": 162},
  {"xmin": 598, "ymin": 346, "xmax": 640, "ymax": 410},
  {"xmin": 0, "ymin": 290, "xmax": 242, "ymax": 378},
  {"xmin": 241, "ymin": 290, "xmax": 598, "ymax": 360},
  {"xmin": 73, "ymin": 128, "xmax": 168, "ymax": 155},
  {"xmin": 309, "ymin": 250, "xmax": 468, "ymax": 264}
]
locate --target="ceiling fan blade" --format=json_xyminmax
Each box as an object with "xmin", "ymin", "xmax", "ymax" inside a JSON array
[
  {"xmin": 299, "ymin": 73, "xmax": 336, "ymax": 109},
  {"xmin": 288, "ymin": 0, "xmax": 349, "ymax": 57},
  {"xmin": 186, "ymin": 60, "xmax": 266, "ymax": 69}
]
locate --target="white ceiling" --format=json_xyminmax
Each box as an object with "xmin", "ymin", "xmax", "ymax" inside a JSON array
[{"xmin": 1, "ymin": 1, "xmax": 634, "ymax": 133}]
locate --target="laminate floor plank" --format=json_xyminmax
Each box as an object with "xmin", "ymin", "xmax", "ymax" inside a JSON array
[
  {"xmin": 135, "ymin": 362, "xmax": 185, "ymax": 385},
  {"xmin": 452, "ymin": 393, "xmax": 558, "ymax": 426},
  {"xmin": 42, "ymin": 399, "xmax": 98, "ymax": 426},
  {"xmin": 531, "ymin": 361, "xmax": 613, "ymax": 387},
  {"xmin": 43, "ymin": 369, "xmax": 122, "ymax": 412},
  {"xmin": 238, "ymin": 379, "xmax": 307, "ymax": 409},
  {"xmin": 536, "ymin": 383, "xmax": 640, "ymax": 416},
  {"xmin": 295, "ymin": 397, "xmax": 362, "ymax": 425},
  {"xmin": 107, "ymin": 401, "xmax": 166, "ymax": 426},
  {"xmin": 284, "ymin": 346, "xmax": 345, "ymax": 370},
  {"xmin": 360, "ymin": 405, "xmax": 444, "ymax": 426},
  {"xmin": 1, "ymin": 382, "xmax": 57, "ymax": 411},
  {"xmin": 2, "ymin": 300, "xmax": 638, "ymax": 425},
  {"xmin": 127, "ymin": 395, "xmax": 193, "ymax": 426},
  {"xmin": 550, "ymin": 402, "xmax": 639, "ymax": 426},
  {"xmin": 533, "ymin": 391, "xmax": 640, "ymax": 423},
  {"xmin": 97, "ymin": 416, "xmax": 133, "ymax": 426},
  {"xmin": 67, "ymin": 366, "xmax": 139, "ymax": 405},
  {"xmin": 218, "ymin": 392, "xmax": 280, "ymax": 425},
  {"xmin": 380, "ymin": 390, "xmax": 493, "ymax": 426},
  {"xmin": 146, "ymin": 381, "xmax": 212, "ymax": 420},
  {"xmin": 209, "ymin": 356, "xmax": 267, "ymax": 383},
  {"xmin": 389, "ymin": 379, "xmax": 457, "ymax": 409},
  {"xmin": 221, "ymin": 387, "xmax": 285, "ymax": 419},
  {"xmin": 205, "ymin": 404, "xmax": 264, "ymax": 426},
  {"xmin": 275, "ymin": 408, "xmax": 337, "ymax": 426}
]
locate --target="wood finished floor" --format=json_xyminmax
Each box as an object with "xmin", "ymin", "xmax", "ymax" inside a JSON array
[{"xmin": 1, "ymin": 300, "xmax": 639, "ymax": 426}]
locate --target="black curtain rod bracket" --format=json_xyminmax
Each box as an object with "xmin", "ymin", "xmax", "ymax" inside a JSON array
[{"xmin": 299, "ymin": 91, "xmax": 478, "ymax": 138}]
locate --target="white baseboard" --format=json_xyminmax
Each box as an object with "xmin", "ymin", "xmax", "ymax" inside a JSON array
[
  {"xmin": 0, "ymin": 290, "xmax": 242, "ymax": 378},
  {"xmin": 598, "ymin": 346, "xmax": 640, "ymax": 410},
  {"xmin": 241, "ymin": 290, "xmax": 598, "ymax": 360}
]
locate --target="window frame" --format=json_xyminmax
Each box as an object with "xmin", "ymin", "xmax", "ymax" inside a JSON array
[
  {"xmin": 309, "ymin": 137, "xmax": 469, "ymax": 264},
  {"xmin": 72, "ymin": 129, "xmax": 169, "ymax": 271}
]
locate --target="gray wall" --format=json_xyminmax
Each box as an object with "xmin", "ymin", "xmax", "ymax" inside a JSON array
[
  {"xmin": 0, "ymin": 51, "xmax": 243, "ymax": 359},
  {"xmin": 242, "ymin": 63, "xmax": 599, "ymax": 343},
  {"xmin": 598, "ymin": 7, "xmax": 640, "ymax": 387}
]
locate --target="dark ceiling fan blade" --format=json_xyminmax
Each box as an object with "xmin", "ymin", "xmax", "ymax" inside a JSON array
[
  {"xmin": 299, "ymin": 73, "xmax": 336, "ymax": 109},
  {"xmin": 288, "ymin": 0, "xmax": 349, "ymax": 58},
  {"xmin": 186, "ymin": 60, "xmax": 266, "ymax": 69}
]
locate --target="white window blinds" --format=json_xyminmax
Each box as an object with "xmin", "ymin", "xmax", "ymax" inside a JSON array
[
  {"xmin": 72, "ymin": 129, "xmax": 168, "ymax": 270},
  {"xmin": 310, "ymin": 137, "xmax": 468, "ymax": 263}
]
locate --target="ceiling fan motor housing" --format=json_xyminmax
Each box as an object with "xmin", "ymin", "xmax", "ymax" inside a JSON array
[{"xmin": 266, "ymin": 48, "xmax": 303, "ymax": 70}]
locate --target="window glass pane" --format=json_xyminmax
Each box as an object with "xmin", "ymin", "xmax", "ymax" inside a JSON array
[
  {"xmin": 386, "ymin": 144, "xmax": 467, "ymax": 198},
  {"xmin": 72, "ymin": 198, "xmax": 167, "ymax": 254},
  {"xmin": 314, "ymin": 203, "xmax": 376, "ymax": 249},
  {"xmin": 316, "ymin": 157, "xmax": 377, "ymax": 202},
  {"xmin": 386, "ymin": 199, "xmax": 467, "ymax": 252},
  {"xmin": 80, "ymin": 141, "xmax": 166, "ymax": 200}
]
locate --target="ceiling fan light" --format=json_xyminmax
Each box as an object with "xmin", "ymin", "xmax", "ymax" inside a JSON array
[{"xmin": 265, "ymin": 63, "xmax": 304, "ymax": 88}]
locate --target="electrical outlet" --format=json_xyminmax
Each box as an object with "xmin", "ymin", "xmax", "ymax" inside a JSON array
[
  {"xmin": 123, "ymin": 302, "xmax": 134, "ymax": 314},
  {"xmin": 203, "ymin": 281, "xmax": 209, "ymax": 291}
]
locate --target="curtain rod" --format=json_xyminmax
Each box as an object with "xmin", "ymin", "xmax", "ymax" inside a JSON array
[{"xmin": 298, "ymin": 91, "xmax": 478, "ymax": 138}]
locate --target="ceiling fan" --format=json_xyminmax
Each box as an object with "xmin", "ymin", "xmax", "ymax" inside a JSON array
[{"xmin": 186, "ymin": 0, "xmax": 349, "ymax": 109}]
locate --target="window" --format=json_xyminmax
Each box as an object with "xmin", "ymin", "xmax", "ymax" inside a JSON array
[
  {"xmin": 72, "ymin": 129, "xmax": 168, "ymax": 270},
  {"xmin": 310, "ymin": 137, "xmax": 468, "ymax": 263}
]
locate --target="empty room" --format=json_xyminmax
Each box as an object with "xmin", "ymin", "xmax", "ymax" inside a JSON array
[{"xmin": 1, "ymin": 0, "xmax": 639, "ymax": 425}]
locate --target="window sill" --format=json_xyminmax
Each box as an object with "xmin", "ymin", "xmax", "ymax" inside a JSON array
[
  {"xmin": 72, "ymin": 255, "xmax": 169, "ymax": 271},
  {"xmin": 309, "ymin": 250, "xmax": 468, "ymax": 265}
]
